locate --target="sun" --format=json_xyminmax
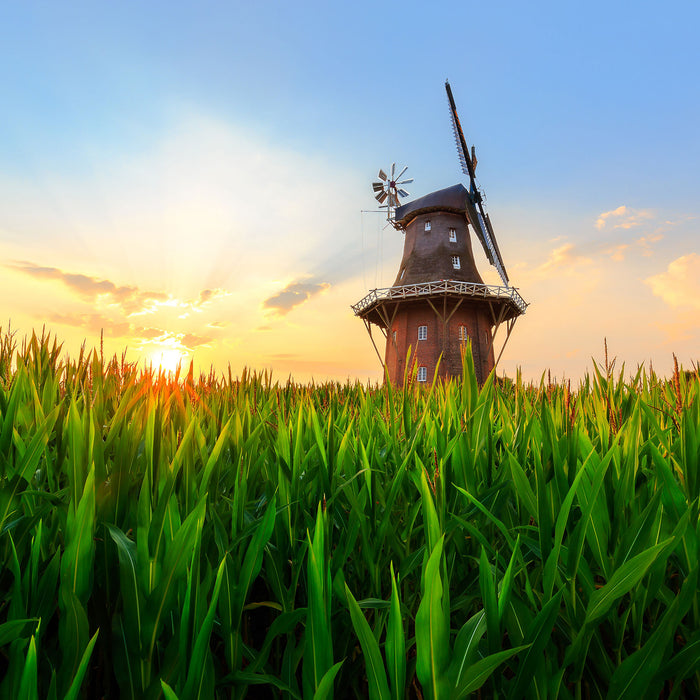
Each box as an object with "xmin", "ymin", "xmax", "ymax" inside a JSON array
[{"xmin": 149, "ymin": 348, "xmax": 188, "ymax": 375}]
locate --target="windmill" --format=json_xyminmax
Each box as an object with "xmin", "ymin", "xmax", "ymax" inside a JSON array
[
  {"xmin": 372, "ymin": 163, "xmax": 413, "ymax": 222},
  {"xmin": 353, "ymin": 82, "xmax": 528, "ymax": 385}
]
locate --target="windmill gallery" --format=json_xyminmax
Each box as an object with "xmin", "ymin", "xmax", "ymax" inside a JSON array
[{"xmin": 353, "ymin": 82, "xmax": 528, "ymax": 385}]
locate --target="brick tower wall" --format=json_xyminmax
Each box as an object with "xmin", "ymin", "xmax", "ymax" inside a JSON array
[{"xmin": 384, "ymin": 299, "xmax": 495, "ymax": 385}]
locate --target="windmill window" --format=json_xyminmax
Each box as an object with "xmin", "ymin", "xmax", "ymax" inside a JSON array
[
  {"xmin": 459, "ymin": 326, "xmax": 468, "ymax": 341},
  {"xmin": 449, "ymin": 228, "xmax": 457, "ymax": 242},
  {"xmin": 392, "ymin": 330, "xmax": 397, "ymax": 343},
  {"xmin": 452, "ymin": 256, "xmax": 461, "ymax": 270},
  {"xmin": 424, "ymin": 221, "xmax": 431, "ymax": 231},
  {"xmin": 400, "ymin": 268, "xmax": 405, "ymax": 280},
  {"xmin": 418, "ymin": 325, "xmax": 427, "ymax": 341},
  {"xmin": 417, "ymin": 366, "xmax": 427, "ymax": 382}
]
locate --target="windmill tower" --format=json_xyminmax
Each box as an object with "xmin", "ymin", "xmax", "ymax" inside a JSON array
[{"xmin": 353, "ymin": 82, "xmax": 527, "ymax": 385}]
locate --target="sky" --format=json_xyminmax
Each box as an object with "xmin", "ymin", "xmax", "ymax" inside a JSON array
[{"xmin": 1, "ymin": 0, "xmax": 698, "ymax": 383}]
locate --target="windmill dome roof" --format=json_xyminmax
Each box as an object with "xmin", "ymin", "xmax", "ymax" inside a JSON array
[{"xmin": 394, "ymin": 183, "xmax": 468, "ymax": 227}]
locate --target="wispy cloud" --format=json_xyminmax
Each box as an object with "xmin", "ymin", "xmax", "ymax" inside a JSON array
[
  {"xmin": 6, "ymin": 260, "xmax": 229, "ymax": 317},
  {"xmin": 595, "ymin": 205, "xmax": 654, "ymax": 231},
  {"xmin": 7, "ymin": 260, "xmax": 167, "ymax": 314},
  {"xmin": 603, "ymin": 233, "xmax": 663, "ymax": 262},
  {"xmin": 47, "ymin": 312, "xmax": 132, "ymax": 337},
  {"xmin": 521, "ymin": 243, "xmax": 594, "ymax": 282},
  {"xmin": 134, "ymin": 329, "xmax": 213, "ymax": 351},
  {"xmin": 645, "ymin": 253, "xmax": 700, "ymax": 310},
  {"xmin": 263, "ymin": 278, "xmax": 331, "ymax": 315}
]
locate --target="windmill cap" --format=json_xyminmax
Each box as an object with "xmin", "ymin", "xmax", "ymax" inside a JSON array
[{"xmin": 394, "ymin": 183, "xmax": 469, "ymax": 227}]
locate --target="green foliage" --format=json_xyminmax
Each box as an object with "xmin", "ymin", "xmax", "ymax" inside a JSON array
[{"xmin": 0, "ymin": 327, "xmax": 698, "ymax": 698}]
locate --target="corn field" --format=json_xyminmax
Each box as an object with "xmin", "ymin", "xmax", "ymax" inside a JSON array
[{"xmin": 0, "ymin": 328, "xmax": 699, "ymax": 699}]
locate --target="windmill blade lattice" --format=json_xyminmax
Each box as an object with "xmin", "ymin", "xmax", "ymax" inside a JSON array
[
  {"xmin": 372, "ymin": 163, "xmax": 413, "ymax": 218},
  {"xmin": 445, "ymin": 81, "xmax": 510, "ymax": 287}
]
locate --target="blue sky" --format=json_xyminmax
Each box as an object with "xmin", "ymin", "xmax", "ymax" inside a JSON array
[{"xmin": 1, "ymin": 1, "xmax": 698, "ymax": 381}]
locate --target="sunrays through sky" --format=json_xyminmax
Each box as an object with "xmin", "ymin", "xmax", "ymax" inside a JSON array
[{"xmin": 1, "ymin": 1, "xmax": 698, "ymax": 381}]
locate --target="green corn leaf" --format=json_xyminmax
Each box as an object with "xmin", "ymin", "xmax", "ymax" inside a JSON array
[
  {"xmin": 0, "ymin": 363, "xmax": 24, "ymax": 458},
  {"xmin": 304, "ymin": 505, "xmax": 333, "ymax": 698},
  {"xmin": 160, "ymin": 680, "xmax": 181, "ymax": 700},
  {"xmin": 498, "ymin": 536, "xmax": 521, "ymax": 621},
  {"xmin": 0, "ymin": 618, "xmax": 39, "ymax": 646},
  {"xmin": 223, "ymin": 670, "xmax": 303, "ymax": 698},
  {"xmin": 107, "ymin": 525, "xmax": 142, "ymax": 654},
  {"xmin": 312, "ymin": 661, "xmax": 344, "ymax": 700},
  {"xmin": 60, "ymin": 466, "xmax": 96, "ymax": 604},
  {"xmin": 449, "ymin": 611, "xmax": 486, "ymax": 689},
  {"xmin": 246, "ymin": 609, "xmax": 307, "ymax": 675},
  {"xmin": 57, "ymin": 589, "xmax": 90, "ymax": 694},
  {"xmin": 386, "ymin": 562, "xmax": 405, "ymax": 700},
  {"xmin": 543, "ymin": 452, "xmax": 597, "ymax": 600},
  {"xmin": 507, "ymin": 591, "xmax": 562, "ymax": 700},
  {"xmin": 182, "ymin": 557, "xmax": 226, "ymax": 700},
  {"xmin": 0, "ymin": 405, "xmax": 59, "ymax": 531},
  {"xmin": 479, "ymin": 547, "xmax": 500, "ymax": 655},
  {"xmin": 144, "ymin": 496, "xmax": 207, "ymax": 664},
  {"xmin": 345, "ymin": 583, "xmax": 391, "ymax": 700},
  {"xmin": 585, "ymin": 537, "xmax": 674, "ymax": 625},
  {"xmin": 607, "ymin": 566, "xmax": 698, "ymax": 699},
  {"xmin": 415, "ymin": 535, "xmax": 450, "ymax": 700},
  {"xmin": 566, "ymin": 447, "xmax": 615, "ymax": 579},
  {"xmin": 655, "ymin": 629, "xmax": 700, "ymax": 699},
  {"xmin": 198, "ymin": 415, "xmax": 232, "ymax": 496},
  {"xmin": 454, "ymin": 485, "xmax": 516, "ymax": 550},
  {"xmin": 507, "ymin": 452, "xmax": 537, "ymax": 520},
  {"xmin": 231, "ymin": 495, "xmax": 277, "ymax": 624},
  {"xmin": 453, "ymin": 645, "xmax": 529, "ymax": 700},
  {"xmin": 419, "ymin": 467, "xmax": 441, "ymax": 556},
  {"xmin": 18, "ymin": 635, "xmax": 38, "ymax": 700},
  {"xmin": 62, "ymin": 630, "xmax": 99, "ymax": 700}
]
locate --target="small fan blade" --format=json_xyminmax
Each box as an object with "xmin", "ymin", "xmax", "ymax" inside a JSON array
[
  {"xmin": 391, "ymin": 163, "xmax": 395, "ymax": 178},
  {"xmin": 372, "ymin": 182, "xmax": 384, "ymax": 192},
  {"xmin": 395, "ymin": 165, "xmax": 408, "ymax": 181},
  {"xmin": 397, "ymin": 189, "xmax": 410, "ymax": 198},
  {"xmin": 378, "ymin": 169, "xmax": 387, "ymax": 180},
  {"xmin": 396, "ymin": 178, "xmax": 413, "ymax": 185},
  {"xmin": 376, "ymin": 191, "xmax": 388, "ymax": 204}
]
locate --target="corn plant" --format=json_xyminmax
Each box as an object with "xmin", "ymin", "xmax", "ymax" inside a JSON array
[{"xmin": 0, "ymin": 327, "xmax": 698, "ymax": 698}]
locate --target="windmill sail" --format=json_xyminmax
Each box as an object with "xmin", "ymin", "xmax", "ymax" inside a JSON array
[{"xmin": 445, "ymin": 81, "xmax": 510, "ymax": 286}]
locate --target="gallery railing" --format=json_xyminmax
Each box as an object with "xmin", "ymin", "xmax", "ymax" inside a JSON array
[{"xmin": 352, "ymin": 279, "xmax": 528, "ymax": 315}]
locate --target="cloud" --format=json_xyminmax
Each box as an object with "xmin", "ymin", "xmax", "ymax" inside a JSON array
[
  {"xmin": 595, "ymin": 205, "xmax": 654, "ymax": 231},
  {"xmin": 181, "ymin": 333, "xmax": 212, "ymax": 348},
  {"xmin": 604, "ymin": 244, "xmax": 630, "ymax": 262},
  {"xmin": 636, "ymin": 233, "xmax": 664, "ymax": 257},
  {"xmin": 263, "ymin": 279, "xmax": 331, "ymax": 315},
  {"xmin": 7, "ymin": 260, "xmax": 167, "ymax": 313},
  {"xmin": 645, "ymin": 253, "xmax": 700, "ymax": 310},
  {"xmin": 6, "ymin": 259, "xmax": 231, "ymax": 318},
  {"xmin": 603, "ymin": 233, "xmax": 663, "ymax": 262},
  {"xmin": 134, "ymin": 329, "xmax": 213, "ymax": 352},
  {"xmin": 522, "ymin": 243, "xmax": 594, "ymax": 282},
  {"xmin": 47, "ymin": 312, "xmax": 132, "ymax": 337}
]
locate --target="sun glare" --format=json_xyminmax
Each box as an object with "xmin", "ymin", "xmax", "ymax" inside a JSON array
[{"xmin": 149, "ymin": 348, "xmax": 187, "ymax": 375}]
